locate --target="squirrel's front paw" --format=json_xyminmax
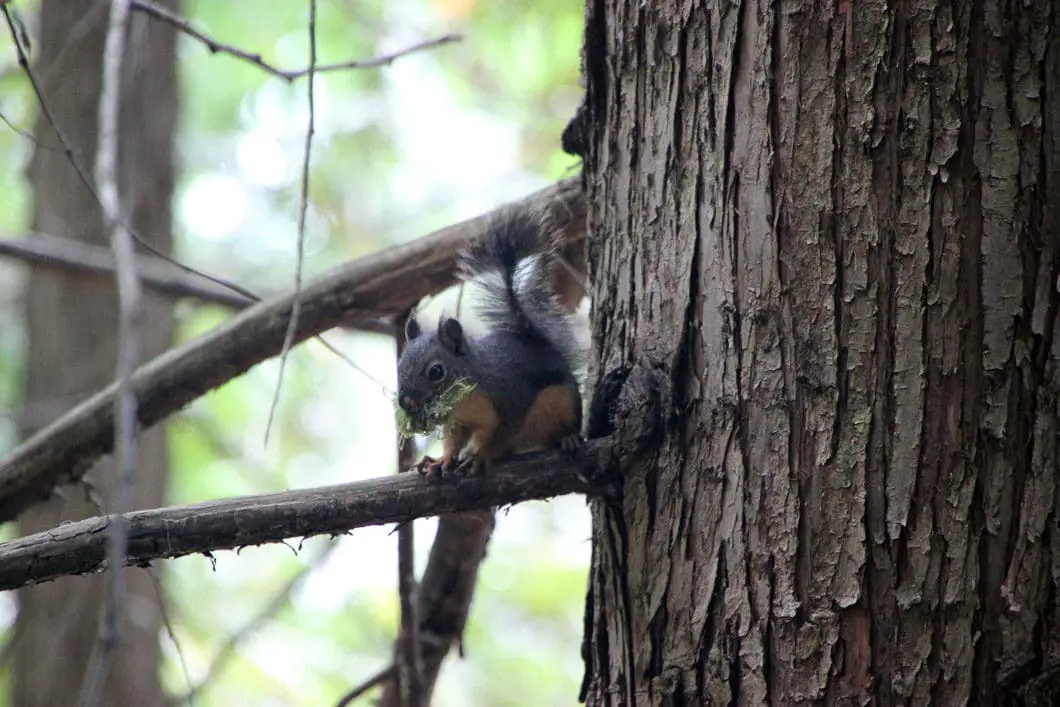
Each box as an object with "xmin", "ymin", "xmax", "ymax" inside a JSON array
[
  {"xmin": 413, "ymin": 454, "xmax": 438, "ymax": 474},
  {"xmin": 415, "ymin": 453, "xmax": 461, "ymax": 481},
  {"xmin": 414, "ymin": 454, "xmax": 446, "ymax": 481}
]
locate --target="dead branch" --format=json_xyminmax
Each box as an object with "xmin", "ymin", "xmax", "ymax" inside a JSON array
[
  {"xmin": 0, "ymin": 232, "xmax": 393, "ymax": 335},
  {"xmin": 0, "ymin": 441, "xmax": 608, "ymax": 591},
  {"xmin": 174, "ymin": 539, "xmax": 340, "ymax": 705},
  {"xmin": 130, "ymin": 0, "xmax": 460, "ymax": 82},
  {"xmin": 0, "ymin": 178, "xmax": 584, "ymax": 523},
  {"xmin": 0, "ymin": 109, "xmax": 62, "ymax": 151},
  {"xmin": 147, "ymin": 567, "xmax": 195, "ymax": 703},
  {"xmin": 377, "ymin": 510, "xmax": 496, "ymax": 707},
  {"xmin": 335, "ymin": 664, "xmax": 395, "ymax": 707},
  {"xmin": 0, "ymin": 232, "xmax": 251, "ymax": 307}
]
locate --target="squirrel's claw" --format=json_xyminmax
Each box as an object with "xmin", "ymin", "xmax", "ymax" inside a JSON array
[
  {"xmin": 415, "ymin": 453, "xmax": 462, "ymax": 481},
  {"xmin": 559, "ymin": 433, "xmax": 582, "ymax": 455},
  {"xmin": 414, "ymin": 454, "xmax": 445, "ymax": 481},
  {"xmin": 412, "ymin": 454, "xmax": 438, "ymax": 474},
  {"xmin": 440, "ymin": 454, "xmax": 462, "ymax": 474},
  {"xmin": 454, "ymin": 456, "xmax": 488, "ymax": 477}
]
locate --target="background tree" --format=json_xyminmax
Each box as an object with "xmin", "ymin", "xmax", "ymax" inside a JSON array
[
  {"xmin": 14, "ymin": 2, "xmax": 178, "ymax": 704},
  {"xmin": 571, "ymin": 0, "xmax": 1060, "ymax": 703}
]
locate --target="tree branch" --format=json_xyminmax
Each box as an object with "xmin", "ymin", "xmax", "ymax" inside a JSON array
[
  {"xmin": 377, "ymin": 510, "xmax": 495, "ymax": 707},
  {"xmin": 0, "ymin": 442, "xmax": 608, "ymax": 591},
  {"xmin": 129, "ymin": 0, "xmax": 460, "ymax": 82},
  {"xmin": 174, "ymin": 539, "xmax": 340, "ymax": 705},
  {"xmin": 0, "ymin": 178, "xmax": 585, "ymax": 523},
  {"xmin": 0, "ymin": 232, "xmax": 393, "ymax": 335},
  {"xmin": 0, "ymin": 232, "xmax": 252, "ymax": 307}
]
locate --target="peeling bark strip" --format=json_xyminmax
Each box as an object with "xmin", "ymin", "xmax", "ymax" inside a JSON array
[{"xmin": 576, "ymin": 0, "xmax": 1060, "ymax": 704}]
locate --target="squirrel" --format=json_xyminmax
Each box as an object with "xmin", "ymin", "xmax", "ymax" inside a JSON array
[{"xmin": 396, "ymin": 207, "xmax": 584, "ymax": 479}]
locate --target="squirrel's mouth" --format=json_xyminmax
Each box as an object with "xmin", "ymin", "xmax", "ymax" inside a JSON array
[{"xmin": 398, "ymin": 394, "xmax": 421, "ymax": 413}]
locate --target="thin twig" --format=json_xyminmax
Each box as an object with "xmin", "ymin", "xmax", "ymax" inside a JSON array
[
  {"xmin": 129, "ymin": 0, "xmax": 460, "ymax": 83},
  {"xmin": 393, "ymin": 311, "xmax": 424, "ymax": 707},
  {"xmin": 335, "ymin": 665, "xmax": 396, "ymax": 707},
  {"xmin": 174, "ymin": 540, "xmax": 340, "ymax": 705},
  {"xmin": 147, "ymin": 567, "xmax": 195, "ymax": 706},
  {"xmin": 0, "ymin": 108, "xmax": 62, "ymax": 151},
  {"xmin": 79, "ymin": 2, "xmax": 138, "ymax": 706},
  {"xmin": 129, "ymin": 0, "xmax": 291, "ymax": 81},
  {"xmin": 0, "ymin": 233, "xmax": 394, "ymax": 334},
  {"xmin": 266, "ymin": 0, "xmax": 317, "ymax": 447},
  {"xmin": 282, "ymin": 34, "xmax": 462, "ymax": 79}
]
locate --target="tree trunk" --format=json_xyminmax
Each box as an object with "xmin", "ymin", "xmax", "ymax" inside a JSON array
[
  {"xmin": 15, "ymin": 2, "xmax": 179, "ymax": 705},
  {"xmin": 573, "ymin": 0, "xmax": 1060, "ymax": 704}
]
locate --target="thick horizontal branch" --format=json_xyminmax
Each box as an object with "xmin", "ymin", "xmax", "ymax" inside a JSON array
[
  {"xmin": 0, "ymin": 442, "xmax": 609, "ymax": 591},
  {"xmin": 0, "ymin": 178, "xmax": 584, "ymax": 523},
  {"xmin": 0, "ymin": 232, "xmax": 392, "ymax": 335}
]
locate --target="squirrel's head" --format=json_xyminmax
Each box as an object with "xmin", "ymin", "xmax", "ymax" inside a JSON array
[{"xmin": 396, "ymin": 315, "xmax": 472, "ymax": 419}]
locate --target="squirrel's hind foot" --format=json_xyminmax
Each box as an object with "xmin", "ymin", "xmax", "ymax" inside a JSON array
[
  {"xmin": 453, "ymin": 455, "xmax": 488, "ymax": 477},
  {"xmin": 559, "ymin": 433, "xmax": 582, "ymax": 454}
]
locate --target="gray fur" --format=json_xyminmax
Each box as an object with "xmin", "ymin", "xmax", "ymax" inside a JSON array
[{"xmin": 396, "ymin": 207, "xmax": 582, "ymax": 435}]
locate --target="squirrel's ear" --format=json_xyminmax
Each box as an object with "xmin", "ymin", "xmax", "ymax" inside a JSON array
[
  {"xmin": 405, "ymin": 317, "xmax": 422, "ymax": 342},
  {"xmin": 437, "ymin": 317, "xmax": 466, "ymax": 355}
]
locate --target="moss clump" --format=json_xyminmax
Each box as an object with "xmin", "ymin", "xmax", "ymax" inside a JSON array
[{"xmin": 394, "ymin": 378, "xmax": 476, "ymax": 440}]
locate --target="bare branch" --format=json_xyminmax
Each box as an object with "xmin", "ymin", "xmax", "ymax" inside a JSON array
[
  {"xmin": 266, "ymin": 0, "xmax": 318, "ymax": 446},
  {"xmin": 0, "ymin": 109, "xmax": 62, "ymax": 151},
  {"xmin": 129, "ymin": 0, "xmax": 460, "ymax": 82},
  {"xmin": 378, "ymin": 510, "xmax": 495, "ymax": 706},
  {"xmin": 0, "ymin": 232, "xmax": 252, "ymax": 307},
  {"xmin": 79, "ymin": 2, "xmax": 138, "ymax": 705},
  {"xmin": 0, "ymin": 232, "xmax": 393, "ymax": 334},
  {"xmin": 0, "ymin": 178, "xmax": 584, "ymax": 523},
  {"xmin": 174, "ymin": 540, "xmax": 339, "ymax": 705},
  {"xmin": 0, "ymin": 442, "xmax": 609, "ymax": 591},
  {"xmin": 281, "ymin": 35, "xmax": 462, "ymax": 79},
  {"xmin": 335, "ymin": 665, "xmax": 395, "ymax": 707},
  {"xmin": 147, "ymin": 568, "xmax": 195, "ymax": 705}
]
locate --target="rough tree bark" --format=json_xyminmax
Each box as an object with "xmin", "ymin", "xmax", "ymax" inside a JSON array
[
  {"xmin": 15, "ymin": 2, "xmax": 179, "ymax": 705},
  {"xmin": 571, "ymin": 0, "xmax": 1060, "ymax": 704}
]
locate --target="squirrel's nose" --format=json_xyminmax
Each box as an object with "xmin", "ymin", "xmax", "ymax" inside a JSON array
[{"xmin": 399, "ymin": 394, "xmax": 417, "ymax": 412}]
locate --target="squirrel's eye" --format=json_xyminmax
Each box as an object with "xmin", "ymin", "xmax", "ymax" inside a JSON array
[{"xmin": 427, "ymin": 363, "xmax": 446, "ymax": 382}]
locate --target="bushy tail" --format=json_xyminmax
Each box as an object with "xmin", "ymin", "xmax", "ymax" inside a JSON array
[{"xmin": 459, "ymin": 207, "xmax": 582, "ymax": 373}]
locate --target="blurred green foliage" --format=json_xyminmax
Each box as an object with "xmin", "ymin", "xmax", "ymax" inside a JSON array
[{"xmin": 0, "ymin": 0, "xmax": 587, "ymax": 704}]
